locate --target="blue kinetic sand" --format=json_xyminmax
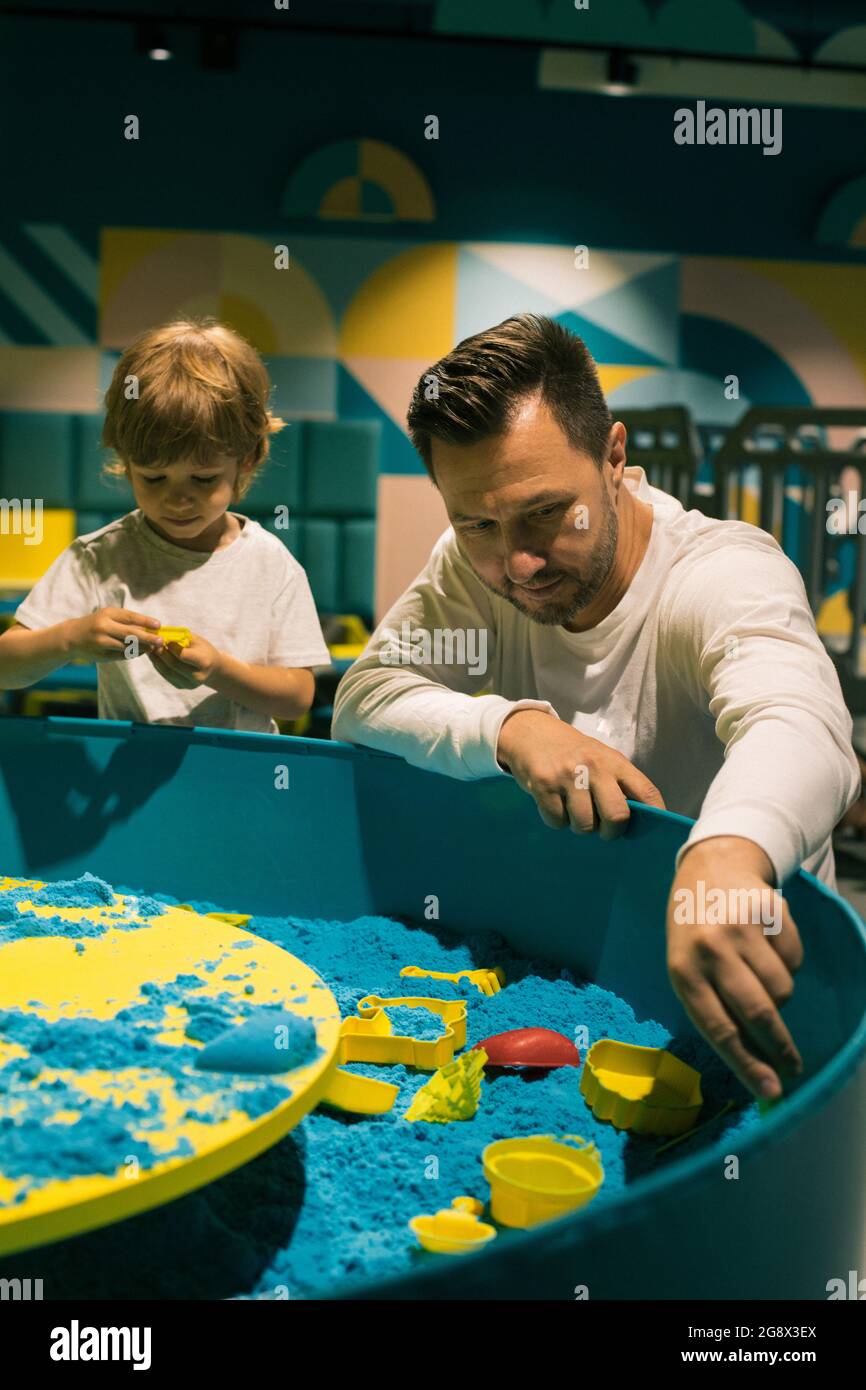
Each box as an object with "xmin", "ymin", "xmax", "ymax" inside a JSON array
[
  {"xmin": 0, "ymin": 885, "xmax": 760, "ymax": 1299},
  {"xmin": 380, "ymin": 1005, "xmax": 447, "ymax": 1040}
]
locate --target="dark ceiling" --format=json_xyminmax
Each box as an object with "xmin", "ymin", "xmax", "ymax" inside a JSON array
[{"xmin": 3, "ymin": 0, "xmax": 865, "ymax": 61}]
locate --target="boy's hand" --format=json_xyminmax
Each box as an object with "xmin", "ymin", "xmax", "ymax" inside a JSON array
[
  {"xmin": 666, "ymin": 836, "xmax": 804, "ymax": 1102},
  {"xmin": 496, "ymin": 708, "xmax": 665, "ymax": 839},
  {"xmin": 148, "ymin": 632, "xmax": 221, "ymax": 690},
  {"xmin": 65, "ymin": 607, "xmax": 163, "ymax": 662}
]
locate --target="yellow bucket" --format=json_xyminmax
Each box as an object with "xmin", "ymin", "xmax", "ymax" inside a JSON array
[
  {"xmin": 580, "ymin": 1039, "xmax": 703, "ymax": 1136},
  {"xmin": 409, "ymin": 1199, "xmax": 497, "ymax": 1255},
  {"xmin": 482, "ymin": 1135, "xmax": 604, "ymax": 1229}
]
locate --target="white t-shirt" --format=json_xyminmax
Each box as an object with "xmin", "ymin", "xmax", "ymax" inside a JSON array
[
  {"xmin": 15, "ymin": 510, "xmax": 330, "ymax": 733},
  {"xmin": 333, "ymin": 467, "xmax": 860, "ymax": 889}
]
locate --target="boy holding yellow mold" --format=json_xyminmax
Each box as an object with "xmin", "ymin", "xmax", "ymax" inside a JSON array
[{"xmin": 0, "ymin": 318, "xmax": 330, "ymax": 731}]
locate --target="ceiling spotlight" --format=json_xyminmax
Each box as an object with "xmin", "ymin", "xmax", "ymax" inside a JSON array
[
  {"xmin": 605, "ymin": 51, "xmax": 638, "ymax": 96},
  {"xmin": 135, "ymin": 24, "xmax": 173, "ymax": 61}
]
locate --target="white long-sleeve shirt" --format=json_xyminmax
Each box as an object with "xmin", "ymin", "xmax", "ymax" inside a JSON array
[{"xmin": 333, "ymin": 467, "xmax": 860, "ymax": 889}]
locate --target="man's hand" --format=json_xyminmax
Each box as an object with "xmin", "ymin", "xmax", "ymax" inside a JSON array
[
  {"xmin": 64, "ymin": 607, "xmax": 163, "ymax": 662},
  {"xmin": 496, "ymin": 708, "xmax": 665, "ymax": 839},
  {"xmin": 148, "ymin": 633, "xmax": 221, "ymax": 690},
  {"xmin": 667, "ymin": 836, "xmax": 804, "ymax": 1101}
]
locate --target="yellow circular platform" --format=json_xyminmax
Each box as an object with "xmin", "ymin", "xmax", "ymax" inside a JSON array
[{"xmin": 0, "ymin": 876, "xmax": 342, "ymax": 1257}]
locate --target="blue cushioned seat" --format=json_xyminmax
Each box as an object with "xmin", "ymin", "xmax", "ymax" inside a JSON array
[
  {"xmin": 303, "ymin": 421, "xmax": 378, "ymax": 517},
  {"xmin": 0, "ymin": 413, "xmax": 74, "ymax": 507}
]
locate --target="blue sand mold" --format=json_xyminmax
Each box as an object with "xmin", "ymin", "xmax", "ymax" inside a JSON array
[{"xmin": 195, "ymin": 1012, "xmax": 318, "ymax": 1075}]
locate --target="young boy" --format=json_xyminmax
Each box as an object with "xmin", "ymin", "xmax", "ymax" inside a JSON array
[{"xmin": 0, "ymin": 317, "xmax": 330, "ymax": 732}]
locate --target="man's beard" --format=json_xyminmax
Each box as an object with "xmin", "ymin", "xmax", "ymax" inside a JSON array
[{"xmin": 474, "ymin": 489, "xmax": 619, "ymax": 627}]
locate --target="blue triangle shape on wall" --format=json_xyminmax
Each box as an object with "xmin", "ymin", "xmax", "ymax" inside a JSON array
[
  {"xmin": 337, "ymin": 363, "xmax": 423, "ymax": 475},
  {"xmin": 555, "ymin": 310, "xmax": 667, "ymax": 368},
  {"xmin": 570, "ymin": 261, "xmax": 680, "ymax": 366}
]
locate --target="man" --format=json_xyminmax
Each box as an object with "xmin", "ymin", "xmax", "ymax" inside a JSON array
[{"xmin": 333, "ymin": 315, "xmax": 860, "ymax": 1102}]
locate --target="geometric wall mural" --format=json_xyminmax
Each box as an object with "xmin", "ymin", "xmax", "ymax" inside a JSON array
[
  {"xmin": 817, "ymin": 173, "xmax": 866, "ymax": 250},
  {"xmin": 0, "ymin": 222, "xmax": 99, "ymax": 347},
  {"xmin": 280, "ymin": 140, "xmax": 435, "ymax": 223},
  {"xmin": 2, "ymin": 225, "xmax": 866, "ymax": 475},
  {"xmin": 100, "ymin": 229, "xmax": 339, "ymax": 355}
]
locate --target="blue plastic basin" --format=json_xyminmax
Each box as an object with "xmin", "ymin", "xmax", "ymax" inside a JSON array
[{"xmin": 0, "ymin": 716, "xmax": 864, "ymax": 1300}]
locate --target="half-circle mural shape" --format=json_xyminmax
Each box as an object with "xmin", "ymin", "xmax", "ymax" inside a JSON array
[{"xmin": 281, "ymin": 140, "xmax": 435, "ymax": 224}]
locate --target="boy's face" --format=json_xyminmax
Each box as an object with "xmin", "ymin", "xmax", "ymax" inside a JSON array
[{"xmin": 129, "ymin": 453, "xmax": 251, "ymax": 547}]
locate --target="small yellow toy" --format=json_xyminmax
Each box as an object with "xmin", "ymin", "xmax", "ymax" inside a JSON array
[
  {"xmin": 177, "ymin": 906, "xmax": 251, "ymax": 928},
  {"xmin": 451, "ymin": 1195, "xmax": 484, "ymax": 1215},
  {"xmin": 325, "ymin": 998, "xmax": 474, "ymax": 1116},
  {"xmin": 483, "ymin": 1135, "xmax": 604, "ymax": 1229},
  {"xmin": 158, "ymin": 626, "xmax": 192, "ymax": 648},
  {"xmin": 319, "ymin": 1066, "xmax": 398, "ymax": 1116},
  {"xmin": 400, "ymin": 965, "xmax": 505, "ymax": 996},
  {"xmin": 337, "ymin": 995, "xmax": 467, "ymax": 1071},
  {"xmin": 405, "ymin": 1047, "xmax": 487, "ymax": 1123},
  {"xmin": 580, "ymin": 1039, "xmax": 703, "ymax": 1136},
  {"xmin": 409, "ymin": 1196, "xmax": 497, "ymax": 1255},
  {"xmin": 326, "ymin": 613, "xmax": 371, "ymax": 661}
]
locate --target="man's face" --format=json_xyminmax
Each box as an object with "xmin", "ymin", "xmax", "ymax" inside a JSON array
[{"xmin": 431, "ymin": 394, "xmax": 622, "ymax": 627}]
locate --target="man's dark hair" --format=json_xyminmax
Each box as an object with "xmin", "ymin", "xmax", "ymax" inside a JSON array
[{"xmin": 407, "ymin": 314, "xmax": 613, "ymax": 476}]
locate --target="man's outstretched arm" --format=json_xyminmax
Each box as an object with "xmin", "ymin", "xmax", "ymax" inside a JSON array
[{"xmin": 662, "ymin": 540, "xmax": 860, "ymax": 1100}]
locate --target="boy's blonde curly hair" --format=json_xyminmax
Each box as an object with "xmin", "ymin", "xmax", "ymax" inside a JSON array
[{"xmin": 101, "ymin": 317, "xmax": 285, "ymax": 501}]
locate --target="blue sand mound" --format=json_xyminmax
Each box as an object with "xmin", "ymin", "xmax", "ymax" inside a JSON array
[{"xmin": 194, "ymin": 1011, "xmax": 318, "ymax": 1075}]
